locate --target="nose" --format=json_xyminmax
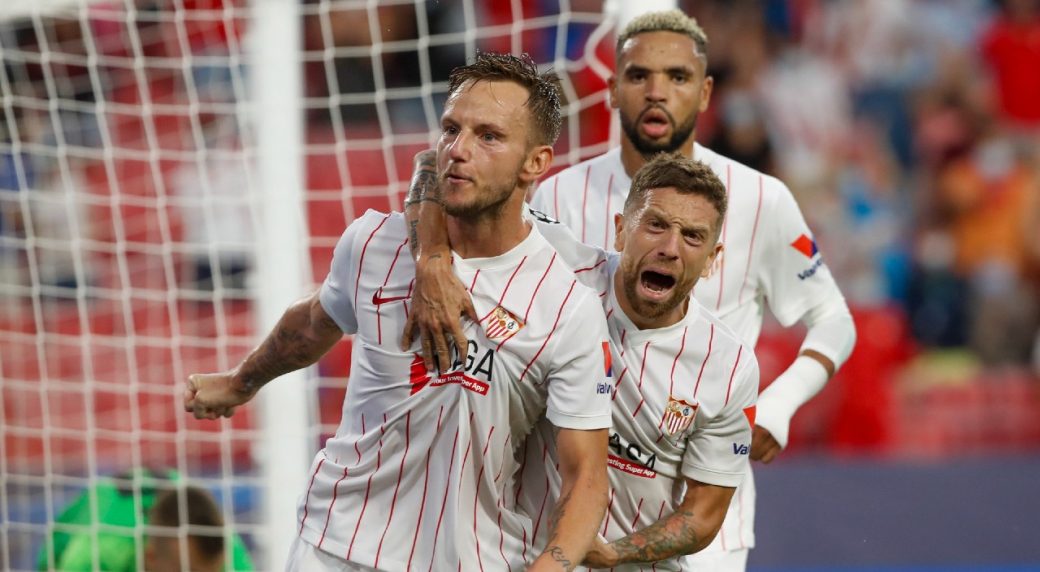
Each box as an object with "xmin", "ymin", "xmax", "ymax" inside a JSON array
[
  {"xmin": 645, "ymin": 73, "xmax": 667, "ymax": 103},
  {"xmin": 655, "ymin": 228, "xmax": 681, "ymax": 258},
  {"xmin": 445, "ymin": 130, "xmax": 470, "ymax": 162}
]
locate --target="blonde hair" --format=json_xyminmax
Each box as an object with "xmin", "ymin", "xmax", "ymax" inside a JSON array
[{"xmin": 616, "ymin": 10, "xmax": 709, "ymax": 62}]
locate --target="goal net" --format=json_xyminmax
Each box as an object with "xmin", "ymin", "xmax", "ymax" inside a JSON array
[{"xmin": 0, "ymin": 0, "xmax": 631, "ymax": 569}]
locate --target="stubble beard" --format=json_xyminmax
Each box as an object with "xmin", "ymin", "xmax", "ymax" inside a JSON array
[
  {"xmin": 620, "ymin": 261, "xmax": 687, "ymax": 322},
  {"xmin": 621, "ymin": 106, "xmax": 698, "ymax": 160},
  {"xmin": 441, "ymin": 166, "xmax": 522, "ymax": 222}
]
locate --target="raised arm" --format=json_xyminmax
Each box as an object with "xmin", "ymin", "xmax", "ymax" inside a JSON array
[
  {"xmin": 584, "ymin": 479, "xmax": 733, "ymax": 567},
  {"xmin": 184, "ymin": 290, "xmax": 342, "ymax": 419},
  {"xmin": 530, "ymin": 427, "xmax": 609, "ymax": 572},
  {"xmin": 401, "ymin": 149, "xmax": 477, "ymax": 372}
]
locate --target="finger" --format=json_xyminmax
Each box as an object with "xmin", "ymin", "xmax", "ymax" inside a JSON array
[
  {"xmin": 400, "ymin": 314, "xmax": 416, "ymax": 350},
  {"xmin": 451, "ymin": 327, "xmax": 469, "ymax": 367},
  {"xmin": 433, "ymin": 330, "xmax": 452, "ymax": 373},
  {"xmin": 420, "ymin": 328, "xmax": 435, "ymax": 371},
  {"xmin": 759, "ymin": 446, "xmax": 779, "ymax": 464}
]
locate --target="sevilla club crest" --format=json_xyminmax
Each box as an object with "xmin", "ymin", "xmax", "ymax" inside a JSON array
[
  {"xmin": 661, "ymin": 396, "xmax": 698, "ymax": 437},
  {"xmin": 483, "ymin": 305, "xmax": 524, "ymax": 342}
]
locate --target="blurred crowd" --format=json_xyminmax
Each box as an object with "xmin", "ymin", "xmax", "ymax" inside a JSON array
[
  {"xmin": 683, "ymin": 0, "xmax": 1040, "ymax": 371},
  {"xmin": 2, "ymin": 0, "xmax": 1039, "ymax": 371}
]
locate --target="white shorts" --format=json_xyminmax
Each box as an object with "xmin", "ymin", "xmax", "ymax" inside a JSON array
[
  {"xmin": 683, "ymin": 548, "xmax": 748, "ymax": 572},
  {"xmin": 284, "ymin": 536, "xmax": 381, "ymax": 572}
]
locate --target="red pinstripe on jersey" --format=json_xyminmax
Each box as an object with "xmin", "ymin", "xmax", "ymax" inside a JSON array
[
  {"xmin": 601, "ymin": 488, "xmax": 616, "ymax": 537},
  {"xmin": 353, "ymin": 213, "xmax": 390, "ymax": 309},
  {"xmin": 374, "ymin": 410, "xmax": 412, "ymax": 567},
  {"xmin": 630, "ymin": 342, "xmax": 652, "ymax": 417},
  {"xmin": 298, "ymin": 458, "xmax": 325, "ymax": 535},
  {"xmin": 715, "ymin": 164, "xmax": 732, "ymax": 311},
  {"xmin": 693, "ymin": 323, "xmax": 716, "ymax": 397},
  {"xmin": 470, "ymin": 425, "xmax": 496, "ymax": 572},
  {"xmin": 425, "ymin": 425, "xmax": 461, "ymax": 572},
  {"xmin": 376, "ymin": 237, "xmax": 410, "ymax": 345},
  {"xmin": 603, "ymin": 173, "xmax": 614, "ymax": 250},
  {"xmin": 580, "ymin": 165, "xmax": 592, "ymax": 243},
  {"xmin": 519, "ymin": 280, "xmax": 577, "ymax": 382},
  {"xmin": 737, "ymin": 176, "xmax": 765, "ymax": 305},
  {"xmin": 724, "ymin": 346, "xmax": 744, "ymax": 406},
  {"xmin": 522, "ymin": 252, "xmax": 556, "ymax": 323}
]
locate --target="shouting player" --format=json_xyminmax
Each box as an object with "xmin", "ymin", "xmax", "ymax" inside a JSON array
[
  {"xmin": 185, "ymin": 53, "xmax": 611, "ymax": 571},
  {"xmin": 407, "ymin": 10, "xmax": 857, "ymax": 572},
  {"xmin": 407, "ymin": 151, "xmax": 758, "ymax": 569}
]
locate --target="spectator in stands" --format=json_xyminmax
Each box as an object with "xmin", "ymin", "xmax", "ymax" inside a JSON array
[{"xmin": 981, "ymin": 0, "xmax": 1040, "ymax": 131}]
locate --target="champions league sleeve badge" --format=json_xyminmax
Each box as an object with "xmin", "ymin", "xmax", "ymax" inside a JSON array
[{"xmin": 661, "ymin": 396, "xmax": 698, "ymax": 437}]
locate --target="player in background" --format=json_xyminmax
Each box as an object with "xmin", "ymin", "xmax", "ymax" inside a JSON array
[
  {"xmin": 144, "ymin": 486, "xmax": 228, "ymax": 572},
  {"xmin": 185, "ymin": 52, "xmax": 610, "ymax": 572},
  {"xmin": 406, "ymin": 150, "xmax": 758, "ymax": 570},
  {"xmin": 407, "ymin": 11, "xmax": 857, "ymax": 571},
  {"xmin": 36, "ymin": 468, "xmax": 253, "ymax": 572}
]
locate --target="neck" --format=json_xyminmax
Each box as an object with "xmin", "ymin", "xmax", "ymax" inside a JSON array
[
  {"xmin": 612, "ymin": 270, "xmax": 688, "ymax": 330},
  {"xmin": 619, "ymin": 134, "xmax": 698, "ymax": 178},
  {"xmin": 446, "ymin": 192, "xmax": 531, "ymax": 259}
]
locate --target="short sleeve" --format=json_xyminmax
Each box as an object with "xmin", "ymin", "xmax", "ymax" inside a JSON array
[
  {"xmin": 759, "ymin": 180, "xmax": 845, "ymax": 327},
  {"xmin": 525, "ymin": 205, "xmax": 611, "ymax": 294},
  {"xmin": 318, "ymin": 212, "xmax": 378, "ymax": 335},
  {"xmin": 544, "ymin": 289, "xmax": 613, "ymax": 431},
  {"xmin": 681, "ymin": 350, "xmax": 758, "ymax": 487}
]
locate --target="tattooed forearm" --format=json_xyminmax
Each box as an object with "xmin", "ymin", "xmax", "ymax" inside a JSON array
[
  {"xmin": 544, "ymin": 546, "xmax": 572, "ymax": 570},
  {"xmin": 609, "ymin": 505, "xmax": 701, "ymax": 564},
  {"xmin": 546, "ymin": 489, "xmax": 572, "ymax": 540},
  {"xmin": 236, "ymin": 298, "xmax": 341, "ymax": 394},
  {"xmin": 404, "ymin": 151, "xmax": 441, "ymax": 206}
]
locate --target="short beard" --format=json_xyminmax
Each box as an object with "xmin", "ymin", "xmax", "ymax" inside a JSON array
[
  {"xmin": 441, "ymin": 162, "xmax": 523, "ymax": 221},
  {"xmin": 620, "ymin": 265, "xmax": 686, "ymax": 321},
  {"xmin": 621, "ymin": 106, "xmax": 698, "ymax": 160}
]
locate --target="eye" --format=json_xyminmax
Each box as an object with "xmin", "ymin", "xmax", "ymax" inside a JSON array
[
  {"xmin": 481, "ymin": 132, "xmax": 498, "ymax": 142},
  {"xmin": 628, "ymin": 70, "xmax": 647, "ymax": 82},
  {"xmin": 671, "ymin": 72, "xmax": 689, "ymax": 84},
  {"xmin": 648, "ymin": 218, "xmax": 667, "ymax": 230}
]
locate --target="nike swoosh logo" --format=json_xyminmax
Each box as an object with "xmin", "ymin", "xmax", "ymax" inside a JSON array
[{"xmin": 372, "ymin": 291, "xmax": 410, "ymax": 306}]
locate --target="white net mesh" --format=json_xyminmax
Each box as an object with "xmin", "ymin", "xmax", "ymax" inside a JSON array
[{"xmin": 0, "ymin": 0, "xmax": 618, "ymax": 569}]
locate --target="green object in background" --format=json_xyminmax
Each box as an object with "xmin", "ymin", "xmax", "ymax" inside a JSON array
[{"xmin": 36, "ymin": 469, "xmax": 254, "ymax": 571}]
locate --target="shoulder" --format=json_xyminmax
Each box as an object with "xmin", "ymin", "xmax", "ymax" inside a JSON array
[
  {"xmin": 697, "ymin": 143, "xmax": 798, "ymax": 214},
  {"xmin": 539, "ymin": 148, "xmax": 623, "ymax": 189},
  {"xmin": 692, "ymin": 298, "xmax": 756, "ymax": 365}
]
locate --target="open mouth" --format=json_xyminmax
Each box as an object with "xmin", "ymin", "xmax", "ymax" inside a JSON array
[
  {"xmin": 640, "ymin": 109, "xmax": 671, "ymax": 138},
  {"xmin": 640, "ymin": 270, "xmax": 676, "ymax": 295}
]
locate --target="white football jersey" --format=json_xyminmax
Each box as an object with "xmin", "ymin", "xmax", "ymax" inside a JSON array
[
  {"xmin": 524, "ymin": 218, "xmax": 758, "ymax": 571},
  {"xmin": 298, "ymin": 210, "xmax": 612, "ymax": 571},
  {"xmin": 532, "ymin": 144, "xmax": 844, "ymax": 553}
]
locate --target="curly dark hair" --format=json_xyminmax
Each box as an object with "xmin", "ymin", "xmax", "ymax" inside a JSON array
[{"xmin": 447, "ymin": 52, "xmax": 563, "ymax": 147}]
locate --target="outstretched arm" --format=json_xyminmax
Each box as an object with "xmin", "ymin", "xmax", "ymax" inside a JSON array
[
  {"xmin": 184, "ymin": 290, "xmax": 342, "ymax": 419},
  {"xmin": 530, "ymin": 427, "xmax": 609, "ymax": 571},
  {"xmin": 583, "ymin": 479, "xmax": 733, "ymax": 568},
  {"xmin": 401, "ymin": 150, "xmax": 477, "ymax": 372}
]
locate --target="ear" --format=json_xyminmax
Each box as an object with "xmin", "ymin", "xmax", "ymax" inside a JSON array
[
  {"xmin": 519, "ymin": 145, "xmax": 553, "ymax": 185},
  {"xmin": 701, "ymin": 242, "xmax": 724, "ymax": 279},
  {"xmin": 608, "ymin": 74, "xmax": 619, "ymax": 109},
  {"xmin": 699, "ymin": 74, "xmax": 714, "ymax": 114},
  {"xmin": 612, "ymin": 212, "xmax": 626, "ymax": 252}
]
